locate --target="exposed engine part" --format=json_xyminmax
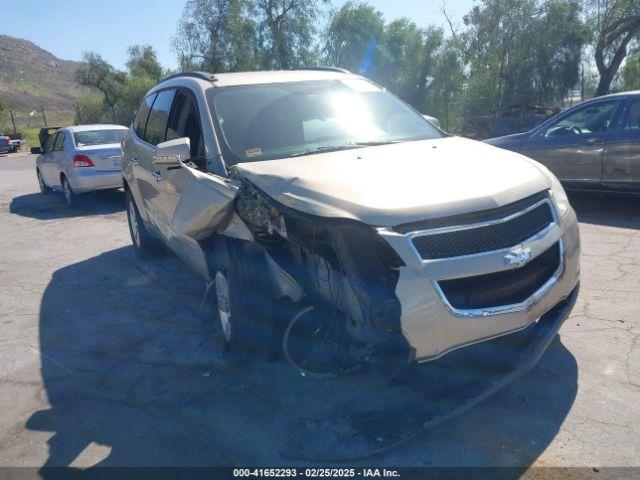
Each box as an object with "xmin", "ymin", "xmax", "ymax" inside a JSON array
[{"xmin": 233, "ymin": 179, "xmax": 411, "ymax": 368}]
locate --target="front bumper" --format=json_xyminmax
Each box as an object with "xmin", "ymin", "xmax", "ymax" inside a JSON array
[
  {"xmin": 379, "ymin": 207, "xmax": 580, "ymax": 362},
  {"xmin": 67, "ymin": 168, "xmax": 123, "ymax": 193}
]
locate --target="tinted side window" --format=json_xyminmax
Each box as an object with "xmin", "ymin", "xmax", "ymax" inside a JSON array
[
  {"xmin": 54, "ymin": 132, "xmax": 66, "ymax": 151},
  {"xmin": 133, "ymin": 93, "xmax": 156, "ymax": 140},
  {"xmin": 544, "ymin": 100, "xmax": 622, "ymax": 137},
  {"xmin": 166, "ymin": 91, "xmax": 205, "ymax": 159},
  {"xmin": 145, "ymin": 89, "xmax": 176, "ymax": 146},
  {"xmin": 624, "ymin": 99, "xmax": 640, "ymax": 131}
]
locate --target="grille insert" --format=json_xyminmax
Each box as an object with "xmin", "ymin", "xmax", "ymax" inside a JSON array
[
  {"xmin": 437, "ymin": 243, "xmax": 561, "ymax": 310},
  {"xmin": 411, "ymin": 200, "xmax": 554, "ymax": 260}
]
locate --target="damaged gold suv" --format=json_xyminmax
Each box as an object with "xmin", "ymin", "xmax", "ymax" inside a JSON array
[{"xmin": 122, "ymin": 69, "xmax": 580, "ymax": 371}]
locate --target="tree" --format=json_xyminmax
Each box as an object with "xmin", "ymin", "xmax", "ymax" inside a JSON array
[
  {"xmin": 253, "ymin": 0, "xmax": 327, "ymax": 69},
  {"xmin": 381, "ymin": 18, "xmax": 426, "ymax": 101},
  {"xmin": 587, "ymin": 0, "xmax": 640, "ymax": 96},
  {"xmin": 621, "ymin": 43, "xmax": 640, "ymax": 90},
  {"xmin": 0, "ymin": 98, "xmax": 5, "ymax": 119},
  {"xmin": 75, "ymin": 52, "xmax": 126, "ymax": 123},
  {"xmin": 172, "ymin": 0, "xmax": 258, "ymax": 72},
  {"xmin": 126, "ymin": 45, "xmax": 164, "ymax": 81},
  {"xmin": 325, "ymin": 2, "xmax": 385, "ymax": 75},
  {"xmin": 461, "ymin": 0, "xmax": 586, "ymax": 116}
]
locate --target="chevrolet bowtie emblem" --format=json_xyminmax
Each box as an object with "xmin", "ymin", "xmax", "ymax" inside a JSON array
[{"xmin": 504, "ymin": 247, "xmax": 532, "ymax": 267}]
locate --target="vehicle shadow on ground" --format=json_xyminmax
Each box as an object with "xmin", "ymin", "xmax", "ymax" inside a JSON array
[
  {"xmin": 27, "ymin": 246, "xmax": 578, "ymax": 474},
  {"xmin": 569, "ymin": 190, "xmax": 640, "ymax": 229},
  {"xmin": 9, "ymin": 190, "xmax": 125, "ymax": 220}
]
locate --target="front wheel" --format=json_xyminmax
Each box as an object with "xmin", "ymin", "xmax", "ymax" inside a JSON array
[{"xmin": 211, "ymin": 239, "xmax": 277, "ymax": 360}]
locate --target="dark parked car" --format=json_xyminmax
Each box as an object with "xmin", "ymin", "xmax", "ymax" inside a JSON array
[
  {"xmin": 463, "ymin": 104, "xmax": 559, "ymax": 139},
  {"xmin": 486, "ymin": 91, "xmax": 640, "ymax": 193},
  {"xmin": 0, "ymin": 135, "xmax": 11, "ymax": 154}
]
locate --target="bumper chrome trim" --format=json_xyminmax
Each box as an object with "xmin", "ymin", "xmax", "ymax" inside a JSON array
[{"xmin": 432, "ymin": 239, "xmax": 564, "ymax": 318}]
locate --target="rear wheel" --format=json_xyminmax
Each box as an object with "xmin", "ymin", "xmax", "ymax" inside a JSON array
[
  {"xmin": 37, "ymin": 170, "xmax": 52, "ymax": 194},
  {"xmin": 61, "ymin": 176, "xmax": 77, "ymax": 207},
  {"xmin": 126, "ymin": 191, "xmax": 165, "ymax": 259}
]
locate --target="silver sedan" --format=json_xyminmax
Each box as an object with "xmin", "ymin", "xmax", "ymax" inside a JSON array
[{"xmin": 34, "ymin": 125, "xmax": 128, "ymax": 206}]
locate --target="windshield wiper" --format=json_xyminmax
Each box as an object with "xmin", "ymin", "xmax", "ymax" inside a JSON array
[{"xmin": 287, "ymin": 140, "xmax": 402, "ymax": 158}]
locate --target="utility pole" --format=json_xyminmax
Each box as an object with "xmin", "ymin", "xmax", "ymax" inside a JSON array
[
  {"xmin": 9, "ymin": 109, "xmax": 17, "ymax": 135},
  {"xmin": 40, "ymin": 106, "xmax": 48, "ymax": 127}
]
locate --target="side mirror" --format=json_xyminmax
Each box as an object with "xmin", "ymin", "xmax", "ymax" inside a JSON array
[
  {"xmin": 423, "ymin": 114, "xmax": 441, "ymax": 129},
  {"xmin": 31, "ymin": 147, "xmax": 42, "ymax": 155},
  {"xmin": 153, "ymin": 137, "xmax": 191, "ymax": 165}
]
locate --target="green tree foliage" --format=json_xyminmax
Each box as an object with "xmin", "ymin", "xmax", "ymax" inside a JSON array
[
  {"xmin": 127, "ymin": 45, "xmax": 164, "ymax": 81},
  {"xmin": 254, "ymin": 0, "xmax": 328, "ymax": 69},
  {"xmin": 325, "ymin": 2, "xmax": 385, "ymax": 74},
  {"xmin": 173, "ymin": 0, "xmax": 259, "ymax": 72},
  {"xmin": 587, "ymin": 0, "xmax": 640, "ymax": 96},
  {"xmin": 0, "ymin": 98, "xmax": 5, "ymax": 118},
  {"xmin": 75, "ymin": 52, "xmax": 126, "ymax": 123},
  {"xmin": 621, "ymin": 43, "xmax": 640, "ymax": 90},
  {"xmin": 74, "ymin": 46, "xmax": 164, "ymax": 126},
  {"xmin": 173, "ymin": 0, "xmax": 327, "ymax": 71},
  {"xmin": 461, "ymin": 0, "xmax": 587, "ymax": 117}
]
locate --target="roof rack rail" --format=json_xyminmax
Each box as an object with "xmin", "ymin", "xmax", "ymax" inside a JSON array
[
  {"xmin": 162, "ymin": 71, "xmax": 218, "ymax": 83},
  {"xmin": 299, "ymin": 66, "xmax": 351, "ymax": 74}
]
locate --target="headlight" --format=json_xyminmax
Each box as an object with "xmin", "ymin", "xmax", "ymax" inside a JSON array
[{"xmin": 548, "ymin": 172, "xmax": 570, "ymax": 218}]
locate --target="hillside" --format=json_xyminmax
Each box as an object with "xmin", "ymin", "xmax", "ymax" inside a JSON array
[{"xmin": 0, "ymin": 34, "xmax": 85, "ymax": 129}]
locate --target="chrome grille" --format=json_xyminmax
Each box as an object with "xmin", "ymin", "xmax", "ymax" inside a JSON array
[{"xmin": 409, "ymin": 195, "xmax": 555, "ymax": 260}]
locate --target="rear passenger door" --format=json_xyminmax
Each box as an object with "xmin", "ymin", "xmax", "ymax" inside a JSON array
[
  {"xmin": 49, "ymin": 131, "xmax": 67, "ymax": 187},
  {"xmin": 602, "ymin": 97, "xmax": 640, "ymax": 191},
  {"xmin": 40, "ymin": 133, "xmax": 60, "ymax": 187}
]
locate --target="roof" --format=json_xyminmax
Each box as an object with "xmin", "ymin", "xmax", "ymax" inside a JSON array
[
  {"xmin": 164, "ymin": 69, "xmax": 356, "ymax": 89},
  {"xmin": 593, "ymin": 90, "xmax": 640, "ymax": 100},
  {"xmin": 64, "ymin": 124, "xmax": 128, "ymax": 132}
]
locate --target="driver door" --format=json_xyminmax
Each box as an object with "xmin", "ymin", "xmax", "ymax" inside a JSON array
[{"xmin": 522, "ymin": 99, "xmax": 624, "ymax": 185}]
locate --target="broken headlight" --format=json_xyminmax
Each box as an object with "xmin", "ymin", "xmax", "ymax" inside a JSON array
[{"xmin": 236, "ymin": 181, "xmax": 287, "ymax": 238}]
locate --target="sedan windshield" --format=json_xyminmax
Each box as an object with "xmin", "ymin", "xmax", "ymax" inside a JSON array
[
  {"xmin": 207, "ymin": 79, "xmax": 442, "ymax": 164},
  {"xmin": 74, "ymin": 129, "xmax": 127, "ymax": 147}
]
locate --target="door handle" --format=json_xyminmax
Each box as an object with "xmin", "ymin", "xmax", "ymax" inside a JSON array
[
  {"xmin": 583, "ymin": 138, "xmax": 604, "ymax": 146},
  {"xmin": 153, "ymin": 171, "xmax": 163, "ymax": 182},
  {"xmin": 132, "ymin": 158, "xmax": 139, "ymax": 165}
]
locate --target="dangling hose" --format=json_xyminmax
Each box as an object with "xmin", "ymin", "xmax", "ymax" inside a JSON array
[
  {"xmin": 282, "ymin": 305, "xmax": 364, "ymax": 379},
  {"xmin": 282, "ymin": 305, "xmax": 339, "ymax": 379}
]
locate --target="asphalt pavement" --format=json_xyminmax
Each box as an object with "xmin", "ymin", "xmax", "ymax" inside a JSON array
[{"xmin": 1, "ymin": 153, "xmax": 639, "ymax": 472}]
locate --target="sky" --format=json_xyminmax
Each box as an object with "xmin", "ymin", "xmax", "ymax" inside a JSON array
[{"xmin": 4, "ymin": 0, "xmax": 478, "ymax": 71}]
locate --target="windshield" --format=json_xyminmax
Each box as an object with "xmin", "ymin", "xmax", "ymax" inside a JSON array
[
  {"xmin": 73, "ymin": 129, "xmax": 127, "ymax": 147},
  {"xmin": 207, "ymin": 79, "xmax": 442, "ymax": 164}
]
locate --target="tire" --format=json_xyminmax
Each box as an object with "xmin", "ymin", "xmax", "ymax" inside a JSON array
[
  {"xmin": 126, "ymin": 191, "xmax": 165, "ymax": 259},
  {"xmin": 37, "ymin": 169, "xmax": 52, "ymax": 194},
  {"xmin": 61, "ymin": 176, "xmax": 78, "ymax": 207},
  {"xmin": 212, "ymin": 239, "xmax": 277, "ymax": 360}
]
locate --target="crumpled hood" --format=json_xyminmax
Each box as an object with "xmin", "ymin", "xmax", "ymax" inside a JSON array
[{"xmin": 234, "ymin": 136, "xmax": 551, "ymax": 227}]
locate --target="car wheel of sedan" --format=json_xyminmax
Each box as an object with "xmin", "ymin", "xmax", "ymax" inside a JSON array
[
  {"xmin": 61, "ymin": 176, "xmax": 77, "ymax": 207},
  {"xmin": 37, "ymin": 170, "xmax": 52, "ymax": 194},
  {"xmin": 126, "ymin": 191, "xmax": 165, "ymax": 259}
]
